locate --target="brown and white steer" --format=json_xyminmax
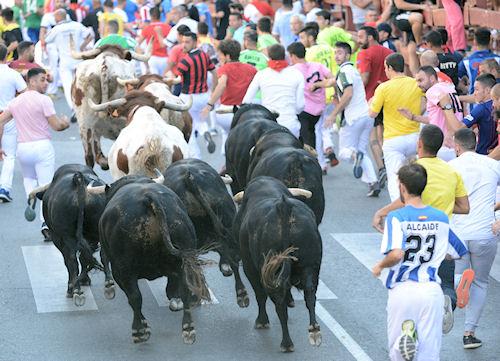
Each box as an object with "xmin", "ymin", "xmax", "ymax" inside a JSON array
[
  {"xmin": 89, "ymin": 91, "xmax": 190, "ymax": 180},
  {"xmin": 117, "ymin": 74, "xmax": 193, "ymax": 142},
  {"xmin": 70, "ymin": 44, "xmax": 152, "ymax": 170}
]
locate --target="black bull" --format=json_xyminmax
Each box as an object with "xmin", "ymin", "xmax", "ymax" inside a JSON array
[
  {"xmin": 99, "ymin": 177, "xmax": 210, "ymax": 344},
  {"xmin": 234, "ymin": 176, "xmax": 323, "ymax": 353},
  {"xmin": 163, "ymin": 158, "xmax": 249, "ymax": 308},
  {"xmin": 25, "ymin": 164, "xmax": 114, "ymax": 305}
]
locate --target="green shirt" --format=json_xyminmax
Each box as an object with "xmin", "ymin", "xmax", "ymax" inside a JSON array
[
  {"xmin": 23, "ymin": 0, "xmax": 44, "ymax": 29},
  {"xmin": 95, "ymin": 34, "xmax": 137, "ymax": 50},
  {"xmin": 12, "ymin": 6, "xmax": 22, "ymax": 26},
  {"xmin": 317, "ymin": 26, "xmax": 354, "ymax": 50},
  {"xmin": 239, "ymin": 49, "xmax": 268, "ymax": 71},
  {"xmin": 257, "ymin": 33, "xmax": 278, "ymax": 52}
]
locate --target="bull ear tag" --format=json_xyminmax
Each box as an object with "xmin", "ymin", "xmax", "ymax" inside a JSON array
[{"xmin": 25, "ymin": 206, "xmax": 36, "ymax": 222}]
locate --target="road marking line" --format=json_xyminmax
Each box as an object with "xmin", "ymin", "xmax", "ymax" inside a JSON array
[
  {"xmin": 22, "ymin": 245, "xmax": 98, "ymax": 313},
  {"xmin": 316, "ymin": 302, "xmax": 373, "ymax": 361},
  {"xmin": 292, "ymin": 279, "xmax": 338, "ymax": 300},
  {"xmin": 147, "ymin": 277, "xmax": 219, "ymax": 306},
  {"xmin": 331, "ymin": 233, "xmax": 388, "ymax": 284}
]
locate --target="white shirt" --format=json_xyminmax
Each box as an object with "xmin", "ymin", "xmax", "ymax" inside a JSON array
[
  {"xmin": 45, "ymin": 20, "xmax": 90, "ymax": 66},
  {"xmin": 244, "ymin": 3, "xmax": 261, "ymax": 23},
  {"xmin": 0, "ymin": 64, "xmax": 27, "ymax": 111},
  {"xmin": 450, "ymin": 152, "xmax": 500, "ymax": 240},
  {"xmin": 305, "ymin": 7, "xmax": 321, "ymax": 23},
  {"xmin": 336, "ymin": 62, "xmax": 369, "ymax": 124},
  {"xmin": 165, "ymin": 17, "xmax": 199, "ymax": 48},
  {"xmin": 40, "ymin": 12, "xmax": 70, "ymax": 29},
  {"xmin": 243, "ymin": 66, "xmax": 304, "ymax": 127}
]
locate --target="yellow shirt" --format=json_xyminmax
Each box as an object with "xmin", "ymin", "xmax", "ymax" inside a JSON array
[
  {"xmin": 98, "ymin": 12, "xmax": 124, "ymax": 36},
  {"xmin": 306, "ymin": 44, "xmax": 336, "ymax": 103},
  {"xmin": 416, "ymin": 157, "xmax": 468, "ymax": 219},
  {"xmin": 370, "ymin": 75, "xmax": 424, "ymax": 140}
]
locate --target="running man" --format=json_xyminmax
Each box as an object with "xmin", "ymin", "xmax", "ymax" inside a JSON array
[
  {"xmin": 372, "ymin": 163, "xmax": 467, "ymax": 361},
  {"xmin": 0, "ymin": 68, "xmax": 69, "ymax": 239}
]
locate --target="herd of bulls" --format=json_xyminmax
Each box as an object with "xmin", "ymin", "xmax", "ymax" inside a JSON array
[{"xmin": 24, "ymin": 104, "xmax": 325, "ymax": 353}]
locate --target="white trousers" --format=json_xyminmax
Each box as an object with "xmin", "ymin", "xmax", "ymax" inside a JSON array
[
  {"xmin": 317, "ymin": 104, "xmax": 335, "ymax": 168},
  {"xmin": 181, "ymin": 92, "xmax": 209, "ymax": 159},
  {"xmin": 46, "ymin": 43, "xmax": 60, "ymax": 95},
  {"xmin": 388, "ymin": 281, "xmax": 444, "ymax": 361},
  {"xmin": 338, "ymin": 115, "xmax": 378, "ymax": 184},
  {"xmin": 59, "ymin": 62, "xmax": 77, "ymax": 111},
  {"xmin": 216, "ymin": 111, "xmax": 232, "ymax": 156},
  {"xmin": 383, "ymin": 132, "xmax": 419, "ymax": 201},
  {"xmin": 17, "ymin": 139, "xmax": 55, "ymax": 224},
  {"xmin": 277, "ymin": 115, "xmax": 300, "ymax": 139},
  {"xmin": 0, "ymin": 120, "xmax": 17, "ymax": 192},
  {"xmin": 148, "ymin": 55, "xmax": 168, "ymax": 76},
  {"xmin": 437, "ymin": 146, "xmax": 456, "ymax": 162}
]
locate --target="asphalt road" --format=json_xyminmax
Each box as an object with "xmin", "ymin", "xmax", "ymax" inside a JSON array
[{"xmin": 0, "ymin": 94, "xmax": 499, "ymax": 361}]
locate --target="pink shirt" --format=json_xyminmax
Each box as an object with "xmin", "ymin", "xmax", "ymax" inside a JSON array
[
  {"xmin": 7, "ymin": 90, "xmax": 56, "ymax": 143},
  {"xmin": 426, "ymin": 82, "xmax": 463, "ymax": 148},
  {"xmin": 293, "ymin": 62, "xmax": 332, "ymax": 116}
]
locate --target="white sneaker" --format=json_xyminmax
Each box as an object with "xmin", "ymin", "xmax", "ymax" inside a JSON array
[{"xmin": 443, "ymin": 295, "xmax": 454, "ymax": 334}]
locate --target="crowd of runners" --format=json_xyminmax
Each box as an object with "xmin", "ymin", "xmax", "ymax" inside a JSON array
[{"xmin": 0, "ymin": 0, "xmax": 499, "ymax": 359}]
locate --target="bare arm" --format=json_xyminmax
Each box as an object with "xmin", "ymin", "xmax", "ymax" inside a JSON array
[
  {"xmin": 325, "ymin": 86, "xmax": 353, "ymax": 128},
  {"xmin": 372, "ymin": 198, "xmax": 405, "ymax": 232},
  {"xmin": 210, "ymin": 69, "xmax": 218, "ymax": 92},
  {"xmin": 453, "ymin": 196, "xmax": 470, "ymax": 214},
  {"xmin": 372, "ymin": 249, "xmax": 404, "ymax": 277},
  {"xmin": 0, "ymin": 110, "xmax": 14, "ymax": 159},
  {"xmin": 47, "ymin": 114, "xmax": 70, "ymax": 131},
  {"xmin": 440, "ymin": 94, "xmax": 466, "ymax": 132},
  {"xmin": 394, "ymin": 0, "xmax": 426, "ymax": 11},
  {"xmin": 458, "ymin": 94, "xmax": 475, "ymax": 104},
  {"xmin": 352, "ymin": 0, "xmax": 374, "ymax": 8},
  {"xmin": 360, "ymin": 72, "xmax": 370, "ymax": 86},
  {"xmin": 201, "ymin": 74, "xmax": 227, "ymax": 118},
  {"xmin": 488, "ymin": 145, "xmax": 500, "ymax": 160}
]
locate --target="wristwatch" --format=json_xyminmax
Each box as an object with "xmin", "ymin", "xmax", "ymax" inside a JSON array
[{"xmin": 441, "ymin": 103, "xmax": 453, "ymax": 111}]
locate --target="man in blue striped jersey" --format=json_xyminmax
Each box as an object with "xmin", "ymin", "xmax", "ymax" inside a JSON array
[{"xmin": 372, "ymin": 163, "xmax": 467, "ymax": 361}]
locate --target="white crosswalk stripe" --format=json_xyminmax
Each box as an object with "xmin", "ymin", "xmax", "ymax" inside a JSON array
[
  {"xmin": 22, "ymin": 245, "xmax": 98, "ymax": 313},
  {"xmin": 147, "ymin": 277, "xmax": 220, "ymax": 306}
]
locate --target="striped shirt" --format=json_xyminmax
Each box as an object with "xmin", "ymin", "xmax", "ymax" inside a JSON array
[
  {"xmin": 176, "ymin": 49, "xmax": 215, "ymax": 94},
  {"xmin": 381, "ymin": 205, "xmax": 467, "ymax": 289}
]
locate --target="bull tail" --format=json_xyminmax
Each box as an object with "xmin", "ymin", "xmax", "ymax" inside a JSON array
[
  {"xmin": 260, "ymin": 196, "xmax": 297, "ymax": 290},
  {"xmin": 74, "ymin": 173, "xmax": 103, "ymax": 272},
  {"xmin": 146, "ymin": 193, "xmax": 211, "ymax": 302},
  {"xmin": 134, "ymin": 136, "xmax": 169, "ymax": 177},
  {"xmin": 24, "ymin": 183, "xmax": 51, "ymax": 221},
  {"xmin": 100, "ymin": 58, "xmax": 109, "ymax": 104}
]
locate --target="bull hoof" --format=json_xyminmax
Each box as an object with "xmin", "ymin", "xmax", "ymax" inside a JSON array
[
  {"xmin": 169, "ymin": 298, "xmax": 184, "ymax": 312},
  {"xmin": 220, "ymin": 263, "xmax": 233, "ymax": 277},
  {"xmin": 80, "ymin": 276, "xmax": 91, "ymax": 286},
  {"xmin": 132, "ymin": 326, "xmax": 151, "ymax": 343},
  {"xmin": 280, "ymin": 343, "xmax": 295, "ymax": 353},
  {"xmin": 308, "ymin": 324, "xmax": 322, "ymax": 347},
  {"xmin": 254, "ymin": 322, "xmax": 270, "ymax": 329},
  {"xmin": 66, "ymin": 290, "xmax": 73, "ymax": 298},
  {"xmin": 288, "ymin": 300, "xmax": 295, "ymax": 308},
  {"xmin": 182, "ymin": 323, "xmax": 196, "ymax": 345},
  {"xmin": 237, "ymin": 289, "xmax": 250, "ymax": 308},
  {"xmin": 73, "ymin": 292, "xmax": 86, "ymax": 307},
  {"xmin": 24, "ymin": 206, "xmax": 36, "ymax": 222},
  {"xmin": 104, "ymin": 285, "xmax": 115, "ymax": 300}
]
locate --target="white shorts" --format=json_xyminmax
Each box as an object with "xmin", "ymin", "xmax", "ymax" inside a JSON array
[{"xmin": 387, "ymin": 281, "xmax": 444, "ymax": 361}]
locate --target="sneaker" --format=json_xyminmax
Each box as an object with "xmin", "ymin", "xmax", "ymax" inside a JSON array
[
  {"xmin": 41, "ymin": 222, "xmax": 51, "ymax": 242},
  {"xmin": 442, "ymin": 295, "xmax": 454, "ymax": 334},
  {"xmin": 463, "ymin": 335, "xmax": 482, "ymax": 349},
  {"xmin": 0, "ymin": 188, "xmax": 13, "ymax": 203},
  {"xmin": 398, "ymin": 320, "xmax": 417, "ymax": 361},
  {"xmin": 378, "ymin": 167, "xmax": 387, "ymax": 188},
  {"xmin": 204, "ymin": 131, "xmax": 216, "ymax": 154},
  {"xmin": 353, "ymin": 151, "xmax": 364, "ymax": 179},
  {"xmin": 367, "ymin": 182, "xmax": 381, "ymax": 197},
  {"xmin": 326, "ymin": 150, "xmax": 339, "ymax": 167},
  {"xmin": 457, "ymin": 269, "xmax": 475, "ymax": 309}
]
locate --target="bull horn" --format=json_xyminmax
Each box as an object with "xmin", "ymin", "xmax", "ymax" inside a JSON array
[
  {"xmin": 86, "ymin": 181, "xmax": 106, "ymax": 195},
  {"xmin": 288, "ymin": 188, "xmax": 312, "ymax": 199},
  {"xmin": 161, "ymin": 94, "xmax": 193, "ymax": 112},
  {"xmin": 233, "ymin": 191, "xmax": 244, "ymax": 203},
  {"xmin": 216, "ymin": 105, "xmax": 235, "ymax": 114},
  {"xmin": 130, "ymin": 41, "xmax": 153, "ymax": 62},
  {"xmin": 303, "ymin": 144, "xmax": 318, "ymax": 158},
  {"xmin": 152, "ymin": 168, "xmax": 164, "ymax": 184},
  {"xmin": 70, "ymin": 34, "xmax": 102, "ymax": 59},
  {"xmin": 116, "ymin": 77, "xmax": 140, "ymax": 86},
  {"xmin": 221, "ymin": 175, "xmax": 232, "ymax": 184},
  {"xmin": 249, "ymin": 146, "xmax": 255, "ymax": 156},
  {"xmin": 163, "ymin": 75, "xmax": 182, "ymax": 85},
  {"xmin": 88, "ymin": 98, "xmax": 127, "ymax": 111}
]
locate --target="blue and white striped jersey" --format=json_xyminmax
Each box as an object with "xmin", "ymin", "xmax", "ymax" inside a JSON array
[{"xmin": 381, "ymin": 205, "xmax": 468, "ymax": 289}]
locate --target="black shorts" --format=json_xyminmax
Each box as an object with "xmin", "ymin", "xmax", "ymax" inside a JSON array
[
  {"xmin": 394, "ymin": 13, "xmax": 415, "ymax": 43},
  {"xmin": 374, "ymin": 111, "xmax": 384, "ymax": 127}
]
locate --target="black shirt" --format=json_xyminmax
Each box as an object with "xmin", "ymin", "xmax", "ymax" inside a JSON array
[
  {"xmin": 437, "ymin": 52, "xmax": 461, "ymax": 87},
  {"xmin": 82, "ymin": 7, "xmax": 103, "ymax": 41},
  {"xmin": 2, "ymin": 27, "xmax": 23, "ymax": 59},
  {"xmin": 215, "ymin": 0, "xmax": 230, "ymax": 40}
]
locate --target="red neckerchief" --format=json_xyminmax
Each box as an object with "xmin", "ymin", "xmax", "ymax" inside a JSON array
[{"xmin": 268, "ymin": 60, "xmax": 289, "ymax": 72}]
